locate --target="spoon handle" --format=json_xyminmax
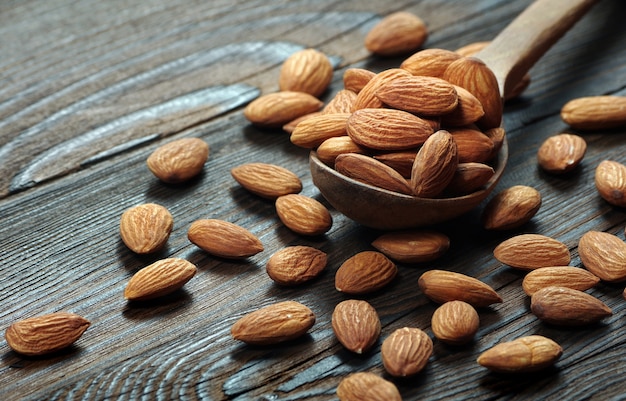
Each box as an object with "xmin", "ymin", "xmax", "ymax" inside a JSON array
[{"xmin": 476, "ymin": 0, "xmax": 599, "ymax": 99}]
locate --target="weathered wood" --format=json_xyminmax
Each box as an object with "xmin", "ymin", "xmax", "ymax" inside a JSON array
[{"xmin": 1, "ymin": 0, "xmax": 626, "ymax": 400}]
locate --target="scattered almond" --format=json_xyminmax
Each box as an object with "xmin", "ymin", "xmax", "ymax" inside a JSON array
[
  {"xmin": 418, "ymin": 269, "xmax": 502, "ymax": 307},
  {"xmin": 578, "ymin": 230, "xmax": 626, "ymax": 282},
  {"xmin": 335, "ymin": 251, "xmax": 397, "ymax": 294},
  {"xmin": 371, "ymin": 229, "xmax": 449, "ymax": 263},
  {"xmin": 336, "ymin": 372, "xmax": 402, "ymax": 401},
  {"xmin": 332, "ymin": 300, "xmax": 381, "ymax": 354},
  {"xmin": 124, "ymin": 258, "xmax": 197, "ymax": 301},
  {"xmin": 335, "ymin": 153, "xmax": 413, "ymax": 195},
  {"xmin": 493, "ymin": 234, "xmax": 570, "ymax": 270},
  {"xmin": 146, "ymin": 137, "xmax": 209, "ymax": 184},
  {"xmin": 595, "ymin": 160, "xmax": 626, "ymax": 207},
  {"xmin": 561, "ymin": 95, "xmax": 626, "ymax": 130},
  {"xmin": 530, "ymin": 286, "xmax": 612, "ymax": 326},
  {"xmin": 481, "ymin": 185, "xmax": 542, "ymax": 231},
  {"xmin": 244, "ymin": 91, "xmax": 324, "ymax": 128},
  {"xmin": 381, "ymin": 327, "xmax": 433, "ymax": 377},
  {"xmin": 231, "ymin": 162, "xmax": 302, "ymax": 199},
  {"xmin": 537, "ymin": 133, "xmax": 586, "ymax": 174},
  {"xmin": 119, "ymin": 203, "xmax": 173, "ymax": 254},
  {"xmin": 266, "ymin": 246, "xmax": 327, "ymax": 286},
  {"xmin": 187, "ymin": 219, "xmax": 263, "ymax": 258},
  {"xmin": 410, "ymin": 130, "xmax": 458, "ymax": 198},
  {"xmin": 275, "ymin": 194, "xmax": 333, "ymax": 236},
  {"xmin": 431, "ymin": 300, "xmax": 479, "ymax": 345},
  {"xmin": 477, "ymin": 335, "xmax": 562, "ymax": 373},
  {"xmin": 364, "ymin": 11, "xmax": 428, "ymax": 56},
  {"xmin": 522, "ymin": 266, "xmax": 600, "ymax": 296},
  {"xmin": 279, "ymin": 48, "xmax": 333, "ymax": 97}
]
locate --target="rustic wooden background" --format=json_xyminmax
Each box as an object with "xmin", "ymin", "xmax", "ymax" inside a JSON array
[{"xmin": 1, "ymin": 0, "xmax": 626, "ymax": 399}]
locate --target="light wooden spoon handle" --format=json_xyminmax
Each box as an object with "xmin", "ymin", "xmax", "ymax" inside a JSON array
[{"xmin": 476, "ymin": 0, "xmax": 599, "ymax": 99}]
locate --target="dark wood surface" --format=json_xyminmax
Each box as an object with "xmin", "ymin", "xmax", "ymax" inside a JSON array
[{"xmin": 2, "ymin": 0, "xmax": 626, "ymax": 400}]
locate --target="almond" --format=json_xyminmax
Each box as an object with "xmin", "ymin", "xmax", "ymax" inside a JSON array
[
  {"xmin": 279, "ymin": 48, "xmax": 333, "ymax": 97},
  {"xmin": 400, "ymin": 48, "xmax": 462, "ymax": 77},
  {"xmin": 231, "ymin": 162, "xmax": 302, "ymax": 199},
  {"xmin": 522, "ymin": 266, "xmax": 600, "ymax": 296},
  {"xmin": 493, "ymin": 234, "xmax": 570, "ymax": 270},
  {"xmin": 418, "ymin": 269, "xmax": 502, "ymax": 307},
  {"xmin": 410, "ymin": 129, "xmax": 458, "ymax": 198},
  {"xmin": 119, "ymin": 203, "xmax": 173, "ymax": 254},
  {"xmin": 431, "ymin": 300, "xmax": 479, "ymax": 345},
  {"xmin": 352, "ymin": 68, "xmax": 412, "ymax": 111},
  {"xmin": 282, "ymin": 111, "xmax": 322, "ymax": 134},
  {"xmin": 335, "ymin": 153, "xmax": 412, "ymax": 195},
  {"xmin": 187, "ymin": 219, "xmax": 263, "ymax": 258},
  {"xmin": 375, "ymin": 75, "xmax": 458, "ymax": 116},
  {"xmin": 290, "ymin": 113, "xmax": 350, "ymax": 148},
  {"xmin": 336, "ymin": 372, "xmax": 402, "ymax": 401},
  {"xmin": 231, "ymin": 301, "xmax": 315, "ymax": 345},
  {"xmin": 244, "ymin": 91, "xmax": 324, "ymax": 128},
  {"xmin": 595, "ymin": 160, "xmax": 626, "ymax": 207},
  {"xmin": 124, "ymin": 258, "xmax": 197, "ymax": 301},
  {"xmin": 146, "ymin": 137, "xmax": 209, "ymax": 184},
  {"xmin": 454, "ymin": 41, "xmax": 491, "ymax": 57},
  {"xmin": 373, "ymin": 150, "xmax": 418, "ymax": 178},
  {"xmin": 481, "ymin": 185, "xmax": 542, "ymax": 231},
  {"xmin": 578, "ymin": 230, "xmax": 626, "ymax": 282},
  {"xmin": 335, "ymin": 251, "xmax": 397, "ymax": 294},
  {"xmin": 371, "ymin": 230, "xmax": 449, "ymax": 263},
  {"xmin": 322, "ymin": 89, "xmax": 358, "ymax": 114},
  {"xmin": 5, "ymin": 312, "xmax": 90, "ymax": 356},
  {"xmin": 440, "ymin": 85, "xmax": 485, "ymax": 127},
  {"xmin": 449, "ymin": 127, "xmax": 495, "ymax": 163},
  {"xmin": 342, "ymin": 68, "xmax": 376, "ymax": 94},
  {"xmin": 445, "ymin": 162, "xmax": 495, "ymax": 196},
  {"xmin": 477, "ymin": 335, "xmax": 562, "ymax": 373},
  {"xmin": 316, "ymin": 136, "xmax": 368, "ymax": 166},
  {"xmin": 537, "ymin": 133, "xmax": 587, "ymax": 174},
  {"xmin": 530, "ymin": 286, "xmax": 612, "ymax": 326},
  {"xmin": 381, "ymin": 327, "xmax": 433, "ymax": 377},
  {"xmin": 484, "ymin": 126, "xmax": 506, "ymax": 159},
  {"xmin": 561, "ymin": 95, "xmax": 626, "ymax": 130},
  {"xmin": 266, "ymin": 246, "xmax": 327, "ymax": 286},
  {"xmin": 364, "ymin": 11, "xmax": 428, "ymax": 56},
  {"xmin": 275, "ymin": 194, "xmax": 332, "ymax": 236},
  {"xmin": 331, "ymin": 300, "xmax": 381, "ymax": 354}
]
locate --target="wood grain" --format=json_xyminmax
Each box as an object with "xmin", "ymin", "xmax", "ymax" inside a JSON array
[{"xmin": 2, "ymin": 0, "xmax": 626, "ymax": 400}]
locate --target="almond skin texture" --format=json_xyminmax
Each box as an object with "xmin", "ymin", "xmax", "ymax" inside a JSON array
[
  {"xmin": 449, "ymin": 128, "xmax": 495, "ymax": 163},
  {"xmin": 316, "ymin": 136, "xmax": 367, "ymax": 166},
  {"xmin": 400, "ymin": 48, "xmax": 462, "ymax": 78},
  {"xmin": 335, "ymin": 153, "xmax": 413, "ymax": 195},
  {"xmin": 494, "ymin": 234, "xmax": 570, "ymax": 270},
  {"xmin": 477, "ymin": 335, "xmax": 562, "ymax": 373},
  {"xmin": 375, "ymin": 75, "xmax": 458, "ymax": 116},
  {"xmin": 124, "ymin": 258, "xmax": 197, "ymax": 301},
  {"xmin": 537, "ymin": 133, "xmax": 587, "ymax": 174},
  {"xmin": 431, "ymin": 300, "xmax": 479, "ymax": 345},
  {"xmin": 578, "ymin": 230, "xmax": 626, "ymax": 282},
  {"xmin": 275, "ymin": 194, "xmax": 333, "ymax": 236},
  {"xmin": 290, "ymin": 112, "xmax": 350, "ymax": 148},
  {"xmin": 481, "ymin": 185, "xmax": 542, "ymax": 231},
  {"xmin": 336, "ymin": 372, "xmax": 402, "ymax": 401},
  {"xmin": 231, "ymin": 163, "xmax": 302, "ymax": 199},
  {"xmin": 119, "ymin": 203, "xmax": 173, "ymax": 254},
  {"xmin": 365, "ymin": 11, "xmax": 428, "ymax": 57},
  {"xmin": 266, "ymin": 246, "xmax": 327, "ymax": 286},
  {"xmin": 343, "ymin": 68, "xmax": 376, "ymax": 93},
  {"xmin": 418, "ymin": 269, "xmax": 502, "ymax": 307},
  {"xmin": 332, "ymin": 300, "xmax": 381, "ymax": 354},
  {"xmin": 231, "ymin": 301, "xmax": 315, "ymax": 345},
  {"xmin": 323, "ymin": 89, "xmax": 358, "ymax": 114},
  {"xmin": 335, "ymin": 251, "xmax": 397, "ymax": 294},
  {"xmin": 445, "ymin": 162, "xmax": 495, "ymax": 196},
  {"xmin": 244, "ymin": 91, "xmax": 324, "ymax": 128},
  {"xmin": 410, "ymin": 130, "xmax": 459, "ymax": 198},
  {"xmin": 371, "ymin": 230, "xmax": 450, "ymax": 263},
  {"xmin": 522, "ymin": 266, "xmax": 600, "ymax": 296},
  {"xmin": 441, "ymin": 85, "xmax": 485, "ymax": 127},
  {"xmin": 381, "ymin": 327, "xmax": 433, "ymax": 377},
  {"xmin": 373, "ymin": 150, "xmax": 418, "ymax": 179},
  {"xmin": 530, "ymin": 286, "xmax": 612, "ymax": 326},
  {"xmin": 187, "ymin": 219, "xmax": 263, "ymax": 258},
  {"xmin": 595, "ymin": 160, "xmax": 626, "ymax": 207},
  {"xmin": 352, "ymin": 68, "xmax": 412, "ymax": 111},
  {"xmin": 561, "ymin": 95, "xmax": 626, "ymax": 130},
  {"xmin": 5, "ymin": 312, "xmax": 90, "ymax": 356},
  {"xmin": 146, "ymin": 137, "xmax": 209, "ymax": 184},
  {"xmin": 279, "ymin": 48, "xmax": 333, "ymax": 97}
]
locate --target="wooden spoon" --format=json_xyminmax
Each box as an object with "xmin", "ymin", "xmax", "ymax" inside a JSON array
[{"xmin": 310, "ymin": 0, "xmax": 599, "ymax": 230}]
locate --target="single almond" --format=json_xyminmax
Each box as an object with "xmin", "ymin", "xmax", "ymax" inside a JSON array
[
  {"xmin": 484, "ymin": 126, "xmax": 506, "ymax": 159},
  {"xmin": 124, "ymin": 258, "xmax": 197, "ymax": 301},
  {"xmin": 322, "ymin": 89, "xmax": 358, "ymax": 114},
  {"xmin": 449, "ymin": 127, "xmax": 495, "ymax": 163},
  {"xmin": 282, "ymin": 111, "xmax": 322, "ymax": 134},
  {"xmin": 146, "ymin": 137, "xmax": 209, "ymax": 184},
  {"xmin": 561, "ymin": 95, "xmax": 626, "ymax": 130},
  {"xmin": 187, "ymin": 219, "xmax": 263, "ymax": 258},
  {"xmin": 231, "ymin": 162, "xmax": 302, "ymax": 199},
  {"xmin": 332, "ymin": 300, "xmax": 381, "ymax": 354},
  {"xmin": 578, "ymin": 230, "xmax": 626, "ymax": 282},
  {"xmin": 352, "ymin": 68, "xmax": 412, "ymax": 111},
  {"xmin": 335, "ymin": 153, "xmax": 413, "ymax": 195},
  {"xmin": 290, "ymin": 113, "xmax": 350, "ymax": 148},
  {"xmin": 231, "ymin": 301, "xmax": 315, "ymax": 345},
  {"xmin": 5, "ymin": 312, "xmax": 90, "ymax": 356},
  {"xmin": 530, "ymin": 286, "xmax": 612, "ymax": 326},
  {"xmin": 316, "ymin": 136, "xmax": 368, "ymax": 166},
  {"xmin": 431, "ymin": 300, "xmax": 479, "ymax": 345},
  {"xmin": 364, "ymin": 11, "xmax": 428, "ymax": 56},
  {"xmin": 335, "ymin": 251, "xmax": 397, "ymax": 294},
  {"xmin": 342, "ymin": 68, "xmax": 376, "ymax": 94},
  {"xmin": 410, "ymin": 129, "xmax": 458, "ymax": 198},
  {"xmin": 537, "ymin": 133, "xmax": 587, "ymax": 174},
  {"xmin": 279, "ymin": 48, "xmax": 333, "ymax": 97},
  {"xmin": 595, "ymin": 160, "xmax": 626, "ymax": 207},
  {"xmin": 336, "ymin": 372, "xmax": 402, "ymax": 401},
  {"xmin": 522, "ymin": 266, "xmax": 600, "ymax": 296},
  {"xmin": 445, "ymin": 162, "xmax": 495, "ymax": 196},
  {"xmin": 244, "ymin": 91, "xmax": 324, "ymax": 128},
  {"xmin": 418, "ymin": 269, "xmax": 502, "ymax": 307},
  {"xmin": 275, "ymin": 194, "xmax": 333, "ymax": 236},
  {"xmin": 481, "ymin": 185, "xmax": 542, "ymax": 231},
  {"xmin": 371, "ymin": 230, "xmax": 449, "ymax": 263},
  {"xmin": 493, "ymin": 234, "xmax": 570, "ymax": 270},
  {"xmin": 381, "ymin": 327, "xmax": 433, "ymax": 377},
  {"xmin": 373, "ymin": 150, "xmax": 418, "ymax": 179},
  {"xmin": 400, "ymin": 48, "xmax": 462, "ymax": 77},
  {"xmin": 440, "ymin": 85, "xmax": 485, "ymax": 127},
  {"xmin": 375, "ymin": 75, "xmax": 458, "ymax": 116},
  {"xmin": 119, "ymin": 203, "xmax": 173, "ymax": 254},
  {"xmin": 266, "ymin": 246, "xmax": 327, "ymax": 286},
  {"xmin": 477, "ymin": 335, "xmax": 562, "ymax": 373}
]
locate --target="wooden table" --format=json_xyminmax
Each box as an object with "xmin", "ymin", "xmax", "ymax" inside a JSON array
[{"xmin": 2, "ymin": 0, "xmax": 625, "ymax": 399}]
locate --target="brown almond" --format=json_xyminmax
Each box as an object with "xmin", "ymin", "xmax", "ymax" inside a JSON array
[
  {"xmin": 124, "ymin": 258, "xmax": 197, "ymax": 301},
  {"xmin": 187, "ymin": 219, "xmax": 263, "ymax": 258},
  {"xmin": 282, "ymin": 111, "xmax": 322, "ymax": 134},
  {"xmin": 454, "ymin": 41, "xmax": 491, "ymax": 57},
  {"xmin": 332, "ymin": 300, "xmax": 381, "ymax": 354},
  {"xmin": 410, "ymin": 129, "xmax": 458, "ymax": 198},
  {"xmin": 343, "ymin": 68, "xmax": 376, "ymax": 94},
  {"xmin": 522, "ymin": 266, "xmax": 600, "ymax": 296},
  {"xmin": 381, "ymin": 327, "xmax": 433, "ymax": 377},
  {"xmin": 477, "ymin": 335, "xmax": 562, "ymax": 373},
  {"xmin": 595, "ymin": 160, "xmax": 626, "ymax": 207},
  {"xmin": 445, "ymin": 162, "xmax": 495, "ymax": 196},
  {"xmin": 494, "ymin": 234, "xmax": 570, "ymax": 270},
  {"xmin": 335, "ymin": 251, "xmax": 397, "ymax": 294},
  {"xmin": 400, "ymin": 48, "xmax": 462, "ymax": 77},
  {"xmin": 561, "ymin": 95, "xmax": 626, "ymax": 130},
  {"xmin": 336, "ymin": 372, "xmax": 402, "ymax": 401},
  {"xmin": 431, "ymin": 300, "xmax": 480, "ymax": 345},
  {"xmin": 316, "ymin": 136, "xmax": 368, "ymax": 166},
  {"xmin": 5, "ymin": 312, "xmax": 90, "ymax": 356},
  {"xmin": 375, "ymin": 75, "xmax": 458, "ymax": 116},
  {"xmin": 481, "ymin": 185, "xmax": 542, "ymax": 231},
  {"xmin": 290, "ymin": 113, "xmax": 350, "ymax": 149},
  {"xmin": 371, "ymin": 230, "xmax": 450, "ymax": 263},
  {"xmin": 364, "ymin": 11, "xmax": 428, "ymax": 56},
  {"xmin": 146, "ymin": 137, "xmax": 209, "ymax": 184},
  {"xmin": 231, "ymin": 162, "xmax": 302, "ymax": 199},
  {"xmin": 275, "ymin": 194, "xmax": 332, "ymax": 236},
  {"xmin": 373, "ymin": 150, "xmax": 418, "ymax": 178},
  {"xmin": 530, "ymin": 286, "xmax": 612, "ymax": 326},
  {"xmin": 266, "ymin": 246, "xmax": 327, "ymax": 286},
  {"xmin": 578, "ymin": 230, "xmax": 626, "ymax": 282},
  {"xmin": 418, "ymin": 269, "xmax": 502, "ymax": 307},
  {"xmin": 119, "ymin": 203, "xmax": 173, "ymax": 254},
  {"xmin": 537, "ymin": 133, "xmax": 587, "ymax": 174},
  {"xmin": 322, "ymin": 89, "xmax": 358, "ymax": 114},
  {"xmin": 440, "ymin": 85, "xmax": 485, "ymax": 127},
  {"xmin": 352, "ymin": 68, "xmax": 412, "ymax": 111},
  {"xmin": 279, "ymin": 48, "xmax": 333, "ymax": 97},
  {"xmin": 244, "ymin": 91, "xmax": 324, "ymax": 128},
  {"xmin": 231, "ymin": 301, "xmax": 315, "ymax": 345},
  {"xmin": 335, "ymin": 153, "xmax": 413, "ymax": 195},
  {"xmin": 449, "ymin": 127, "xmax": 495, "ymax": 163},
  {"xmin": 484, "ymin": 126, "xmax": 506, "ymax": 159}
]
